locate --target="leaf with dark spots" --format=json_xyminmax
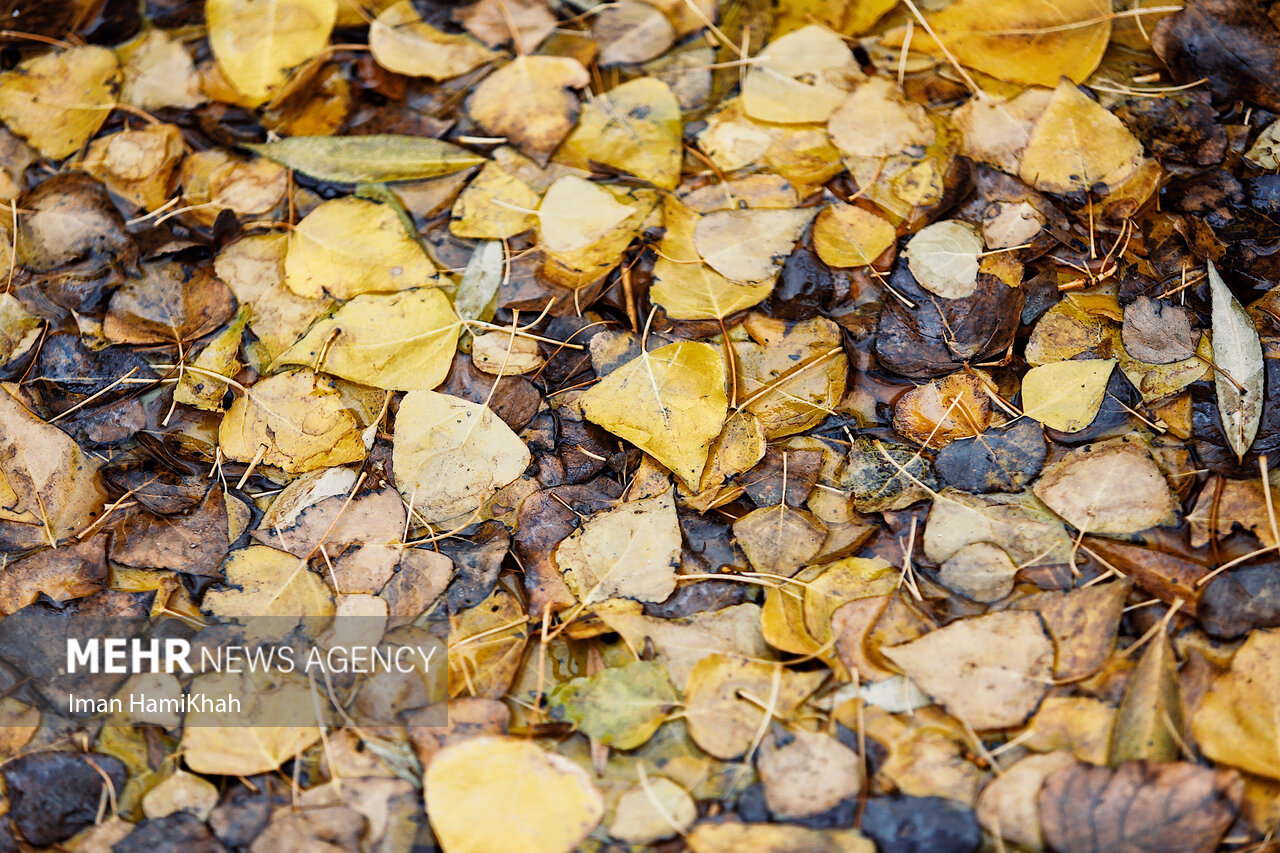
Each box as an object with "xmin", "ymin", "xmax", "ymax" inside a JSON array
[
  {"xmin": 1111, "ymin": 97, "xmax": 1227, "ymax": 166},
  {"xmin": 1159, "ymin": 170, "xmax": 1243, "ymax": 233},
  {"xmin": 1038, "ymin": 761, "xmax": 1241, "ymax": 853},
  {"xmin": 108, "ymin": 485, "xmax": 232, "ymax": 576},
  {"xmin": 1042, "ymin": 365, "xmax": 1143, "ymax": 446},
  {"xmin": 0, "ymin": 534, "xmax": 107, "ymax": 616},
  {"xmin": 103, "ymin": 464, "xmax": 209, "ymax": 514},
  {"xmin": 859, "ymin": 796, "xmax": 982, "ymax": 853},
  {"xmin": 33, "ymin": 334, "xmax": 158, "ymax": 414},
  {"xmin": 1, "ymin": 752, "xmax": 128, "ymax": 846},
  {"xmin": 874, "ymin": 264, "xmax": 1024, "ymax": 379},
  {"xmin": 103, "ymin": 260, "xmax": 236, "ymax": 345},
  {"xmin": 1153, "ymin": 0, "xmax": 1280, "ymax": 111},
  {"xmin": 439, "ymin": 353, "xmax": 541, "ymax": 432},
  {"xmin": 934, "ymin": 419, "xmax": 1046, "ymax": 493}
]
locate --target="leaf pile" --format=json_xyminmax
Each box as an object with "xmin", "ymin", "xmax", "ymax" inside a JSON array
[{"xmin": 5, "ymin": 0, "xmax": 1280, "ymax": 851}]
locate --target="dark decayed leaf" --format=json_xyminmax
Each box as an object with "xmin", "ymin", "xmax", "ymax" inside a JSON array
[
  {"xmin": 1153, "ymin": 0, "xmax": 1280, "ymax": 110},
  {"xmin": 934, "ymin": 419, "xmax": 1046, "ymax": 493},
  {"xmin": 1199, "ymin": 562, "xmax": 1280, "ymax": 639},
  {"xmin": 859, "ymin": 796, "xmax": 982, "ymax": 853},
  {"xmin": 1, "ymin": 752, "xmax": 129, "ymax": 846}
]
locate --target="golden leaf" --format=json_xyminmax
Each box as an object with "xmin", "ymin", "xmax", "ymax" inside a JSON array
[
  {"xmin": 0, "ymin": 47, "xmax": 119, "ymax": 159},
  {"xmin": 206, "ymin": 0, "xmax": 336, "ymax": 106},
  {"xmin": 370, "ymin": 0, "xmax": 498, "ymax": 80}
]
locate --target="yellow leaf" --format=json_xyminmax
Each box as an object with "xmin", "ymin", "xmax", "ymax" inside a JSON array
[
  {"xmin": 215, "ymin": 233, "xmax": 333, "ymax": 361},
  {"xmin": 1020, "ymin": 358, "xmax": 1115, "ymax": 433},
  {"xmin": 899, "ymin": 0, "xmax": 1113, "ymax": 88},
  {"xmin": 538, "ymin": 179, "xmax": 657, "ymax": 288},
  {"xmin": 207, "ymin": 0, "xmax": 337, "ymax": 106},
  {"xmin": 176, "ymin": 306, "xmax": 249, "ymax": 411},
  {"xmin": 0, "ymin": 46, "xmax": 119, "ymax": 159},
  {"xmin": 688, "ymin": 823, "xmax": 874, "ymax": 853},
  {"xmin": 392, "ymin": 390, "xmax": 531, "ymax": 524},
  {"xmin": 425, "ymin": 737, "xmax": 604, "ymax": 853},
  {"xmin": 828, "ymin": 77, "xmax": 936, "ymax": 159},
  {"xmin": 598, "ymin": 602, "xmax": 771, "ymax": 685},
  {"xmin": 741, "ymin": 24, "xmax": 859, "ymax": 124},
  {"xmin": 117, "ymin": 30, "xmax": 204, "ymax": 111},
  {"xmin": 556, "ymin": 77, "xmax": 683, "ymax": 190},
  {"xmin": 285, "ymin": 198, "xmax": 438, "ymax": 299},
  {"xmin": 449, "ymin": 589, "xmax": 528, "ymax": 697},
  {"xmin": 774, "ymin": 0, "xmax": 898, "ymax": 37},
  {"xmin": 813, "ymin": 202, "xmax": 896, "ymax": 268},
  {"xmin": 0, "ymin": 385, "xmax": 107, "ymax": 543},
  {"xmin": 952, "ymin": 86, "xmax": 1053, "ymax": 175},
  {"xmin": 276, "ymin": 288, "xmax": 460, "ymax": 391},
  {"xmin": 468, "ymin": 56, "xmax": 590, "ymax": 165},
  {"xmin": 219, "ymin": 368, "xmax": 368, "ymax": 473},
  {"xmin": 1193, "ymin": 629, "xmax": 1280, "ymax": 780},
  {"xmin": 650, "ymin": 197, "xmax": 775, "ymax": 320},
  {"xmin": 1019, "ymin": 79, "xmax": 1145, "ymax": 195},
  {"xmin": 370, "ymin": 0, "xmax": 498, "ymax": 79},
  {"xmin": 731, "ymin": 314, "xmax": 848, "ymax": 438},
  {"xmin": 180, "ymin": 670, "xmax": 321, "ymax": 775},
  {"xmin": 694, "ymin": 208, "xmax": 816, "ymax": 283},
  {"xmin": 556, "ymin": 488, "xmax": 681, "ymax": 605},
  {"xmin": 202, "ymin": 545, "xmax": 335, "ymax": 636},
  {"xmin": 684, "ymin": 654, "xmax": 825, "ymax": 759},
  {"xmin": 580, "ymin": 341, "xmax": 728, "ymax": 487},
  {"xmin": 82, "ymin": 124, "xmax": 185, "ymax": 212},
  {"xmin": 450, "ymin": 161, "xmax": 540, "ymax": 239}
]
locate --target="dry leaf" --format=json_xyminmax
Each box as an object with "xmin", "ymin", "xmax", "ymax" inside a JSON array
[
  {"xmin": 1110, "ymin": 631, "xmax": 1183, "ymax": 763},
  {"xmin": 202, "ymin": 545, "xmax": 335, "ymax": 635},
  {"xmin": 598, "ymin": 602, "xmax": 772, "ymax": 685},
  {"xmin": 742, "ymin": 25, "xmax": 858, "ymax": 124},
  {"xmin": 370, "ymin": 0, "xmax": 498, "ymax": 79},
  {"xmin": 580, "ymin": 341, "xmax": 728, "ymax": 487},
  {"xmin": 246, "ymin": 134, "xmax": 485, "ymax": 183},
  {"xmin": 392, "ymin": 390, "xmax": 531, "ymax": 524},
  {"xmin": 593, "ymin": 1, "xmax": 676, "ymax": 66},
  {"xmin": 812, "ymin": 202, "xmax": 897, "ymax": 269},
  {"xmin": 1193, "ymin": 628, "xmax": 1280, "ymax": 779},
  {"xmin": 81, "ymin": 124, "xmax": 185, "ymax": 212},
  {"xmin": 117, "ymin": 30, "xmax": 203, "ymax": 111},
  {"xmin": 556, "ymin": 77, "xmax": 683, "ymax": 190},
  {"xmin": 884, "ymin": 611, "xmax": 1054, "ymax": 730},
  {"xmin": 1020, "ymin": 79, "xmax": 1145, "ymax": 195},
  {"xmin": 1032, "ymin": 437, "xmax": 1177, "ymax": 534},
  {"xmin": 285, "ymin": 198, "xmax": 438, "ymax": 300},
  {"xmin": 683, "ymin": 654, "xmax": 826, "ymax": 759},
  {"xmin": 0, "ymin": 46, "xmax": 119, "ymax": 159},
  {"xmin": 757, "ymin": 730, "xmax": 862, "ymax": 818},
  {"xmin": 609, "ymin": 776, "xmax": 696, "ymax": 844},
  {"xmin": 556, "ymin": 488, "xmax": 681, "ymax": 605},
  {"xmin": 1020, "ymin": 359, "xmax": 1116, "ymax": 433},
  {"xmin": 450, "ymin": 162, "xmax": 540, "ymax": 239},
  {"xmin": 905, "ymin": 220, "xmax": 984, "ymax": 300},
  {"xmin": 1208, "ymin": 262, "xmax": 1264, "ymax": 461},
  {"xmin": 219, "ymin": 367, "xmax": 368, "ymax": 473},
  {"xmin": 216, "ymin": 234, "xmax": 332, "ymax": 360},
  {"xmin": 425, "ymin": 736, "xmax": 604, "ymax": 853},
  {"xmin": 276, "ymin": 288, "xmax": 460, "ymax": 391},
  {"xmin": 687, "ymin": 823, "xmax": 874, "ymax": 853},
  {"xmin": 468, "ymin": 56, "xmax": 590, "ymax": 165},
  {"xmin": 206, "ymin": 0, "xmax": 336, "ymax": 106},
  {"xmin": 457, "ymin": 0, "xmax": 556, "ymax": 54},
  {"xmin": 828, "ymin": 77, "xmax": 935, "ymax": 160}
]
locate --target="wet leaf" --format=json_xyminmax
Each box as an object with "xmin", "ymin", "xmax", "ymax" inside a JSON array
[
  {"xmin": 450, "ymin": 162, "xmax": 540, "ymax": 239},
  {"xmin": 453, "ymin": 240, "xmax": 506, "ymax": 323},
  {"xmin": 1110, "ymin": 631, "xmax": 1183, "ymax": 764},
  {"xmin": 1193, "ymin": 628, "xmax": 1280, "ymax": 779},
  {"xmin": 593, "ymin": 1, "xmax": 676, "ymax": 66},
  {"xmin": 757, "ymin": 729, "xmax": 862, "ymax": 819},
  {"xmin": 581, "ymin": 341, "xmax": 728, "ymax": 487},
  {"xmin": 425, "ymin": 737, "xmax": 604, "ymax": 853},
  {"xmin": 556, "ymin": 487, "xmax": 680, "ymax": 605},
  {"xmin": 207, "ymin": 0, "xmax": 336, "ymax": 106},
  {"xmin": 934, "ymin": 419, "xmax": 1047, "ymax": 493},
  {"xmin": 1032, "ymin": 437, "xmax": 1178, "ymax": 534},
  {"xmin": 904, "ymin": 220, "xmax": 984, "ymax": 300},
  {"xmin": 1020, "ymin": 79, "xmax": 1145, "ymax": 195},
  {"xmin": 925, "ymin": 488, "xmax": 1073, "ymax": 566},
  {"xmin": 813, "ymin": 202, "xmax": 897, "ymax": 269},
  {"xmin": 1208, "ymin": 262, "xmax": 1264, "ymax": 461},
  {"xmin": 245, "ymin": 134, "xmax": 485, "ymax": 183},
  {"xmin": 202, "ymin": 544, "xmax": 335, "ymax": 635},
  {"xmin": 1153, "ymin": 0, "xmax": 1280, "ymax": 110},
  {"xmin": 557, "ymin": 77, "xmax": 683, "ymax": 190},
  {"xmin": 103, "ymin": 261, "xmax": 236, "ymax": 345},
  {"xmin": 694, "ymin": 208, "xmax": 816, "ymax": 284},
  {"xmin": 599, "ymin": 602, "xmax": 772, "ymax": 685}
]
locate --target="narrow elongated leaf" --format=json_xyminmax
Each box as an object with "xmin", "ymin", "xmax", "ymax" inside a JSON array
[
  {"xmin": 244, "ymin": 135, "xmax": 485, "ymax": 183},
  {"xmin": 1110, "ymin": 631, "xmax": 1183, "ymax": 763},
  {"xmin": 454, "ymin": 241, "xmax": 505, "ymax": 323},
  {"xmin": 1208, "ymin": 263, "xmax": 1264, "ymax": 461}
]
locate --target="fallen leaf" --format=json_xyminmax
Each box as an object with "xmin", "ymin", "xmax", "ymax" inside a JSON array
[
  {"xmin": 580, "ymin": 341, "xmax": 728, "ymax": 487},
  {"xmin": 206, "ymin": 0, "xmax": 336, "ymax": 106},
  {"xmin": 549, "ymin": 661, "xmax": 678, "ymax": 749},
  {"xmin": 246, "ymin": 134, "xmax": 484, "ymax": 183},
  {"xmin": 202, "ymin": 545, "xmax": 335, "ymax": 635},
  {"xmin": 0, "ymin": 385, "xmax": 106, "ymax": 543},
  {"xmin": 103, "ymin": 261, "xmax": 236, "ymax": 345},
  {"xmin": 884, "ymin": 610, "xmax": 1054, "ymax": 730},
  {"xmin": 392, "ymin": 389, "xmax": 531, "ymax": 524},
  {"xmin": 1193, "ymin": 628, "xmax": 1280, "ymax": 779},
  {"xmin": 1038, "ymin": 761, "xmax": 1242, "ymax": 853},
  {"xmin": 276, "ymin": 288, "xmax": 460, "ymax": 391},
  {"xmin": 117, "ymin": 29, "xmax": 204, "ymax": 111},
  {"xmin": 1122, "ymin": 296, "xmax": 1197, "ymax": 364},
  {"xmin": 813, "ymin": 202, "xmax": 897, "ymax": 268},
  {"xmin": 1208, "ymin": 262, "xmax": 1264, "ymax": 461},
  {"xmin": 1153, "ymin": 0, "xmax": 1280, "ymax": 111},
  {"xmin": 450, "ymin": 162, "xmax": 540, "ymax": 239},
  {"xmin": 1032, "ymin": 437, "xmax": 1177, "ymax": 534},
  {"xmin": 468, "ymin": 56, "xmax": 590, "ymax": 165},
  {"xmin": 828, "ymin": 77, "xmax": 936, "ymax": 160},
  {"xmin": 456, "ymin": 0, "xmax": 556, "ymax": 54},
  {"xmin": 933, "ymin": 419, "xmax": 1047, "ymax": 493},
  {"xmin": 1020, "ymin": 359, "xmax": 1116, "ymax": 433},
  {"xmin": 449, "ymin": 589, "xmax": 528, "ymax": 697},
  {"xmin": 904, "ymin": 220, "xmax": 984, "ymax": 300},
  {"xmin": 0, "ymin": 46, "xmax": 119, "ymax": 159},
  {"xmin": 757, "ymin": 729, "xmax": 862, "ymax": 818},
  {"xmin": 598, "ymin": 602, "xmax": 772, "ymax": 685},
  {"xmin": 81, "ymin": 123, "xmax": 185, "ymax": 212},
  {"xmin": 593, "ymin": 1, "xmax": 676, "ymax": 66},
  {"xmin": 453, "ymin": 239, "xmax": 506, "ymax": 324},
  {"xmin": 216, "ymin": 234, "xmax": 333, "ymax": 360},
  {"xmin": 556, "ymin": 77, "xmax": 683, "ymax": 190},
  {"xmin": 892, "ymin": 371, "xmax": 993, "ymax": 447},
  {"xmin": 687, "ymin": 823, "xmax": 875, "ymax": 853},
  {"xmin": 937, "ymin": 542, "xmax": 1020, "ymax": 603},
  {"xmin": 370, "ymin": 0, "xmax": 498, "ymax": 79},
  {"xmin": 977, "ymin": 752, "xmax": 1078, "ymax": 851},
  {"xmin": 742, "ymin": 24, "xmax": 858, "ymax": 124},
  {"xmin": 952, "ymin": 87, "xmax": 1054, "ymax": 175},
  {"xmin": 425, "ymin": 736, "xmax": 604, "ymax": 853},
  {"xmin": 730, "ymin": 314, "xmax": 848, "ymax": 438},
  {"xmin": 180, "ymin": 670, "xmax": 322, "ymax": 775},
  {"xmin": 219, "ymin": 367, "xmax": 368, "ymax": 473},
  {"xmin": 609, "ymin": 776, "xmax": 697, "ymax": 844},
  {"xmin": 285, "ymin": 197, "xmax": 438, "ymax": 299},
  {"xmin": 683, "ymin": 654, "xmax": 826, "ymax": 759},
  {"xmin": 902, "ymin": 0, "xmax": 1112, "ymax": 87},
  {"xmin": 1020, "ymin": 79, "xmax": 1145, "ymax": 195},
  {"xmin": 556, "ymin": 488, "xmax": 681, "ymax": 604},
  {"xmin": 1110, "ymin": 630, "xmax": 1183, "ymax": 764},
  {"xmin": 732, "ymin": 503, "xmax": 827, "ymax": 576},
  {"xmin": 176, "ymin": 307, "xmax": 249, "ymax": 411}
]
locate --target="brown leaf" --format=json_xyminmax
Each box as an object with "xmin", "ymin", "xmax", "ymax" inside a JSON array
[
  {"xmin": 1038, "ymin": 761, "xmax": 1241, "ymax": 853},
  {"xmin": 1153, "ymin": 0, "xmax": 1280, "ymax": 110},
  {"xmin": 104, "ymin": 261, "xmax": 236, "ymax": 345}
]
